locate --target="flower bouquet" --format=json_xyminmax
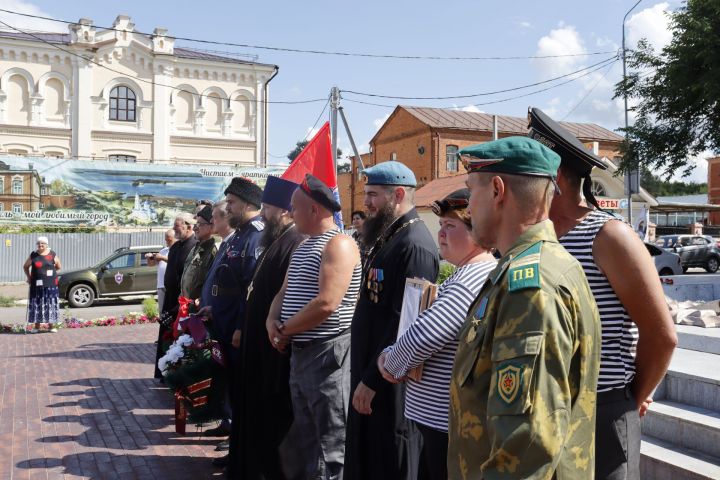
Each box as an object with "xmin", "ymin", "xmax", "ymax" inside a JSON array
[{"xmin": 158, "ymin": 314, "xmax": 227, "ymax": 433}]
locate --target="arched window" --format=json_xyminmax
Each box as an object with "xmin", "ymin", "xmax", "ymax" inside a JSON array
[
  {"xmin": 590, "ymin": 180, "xmax": 607, "ymax": 197},
  {"xmin": 12, "ymin": 203, "xmax": 22, "ymax": 214},
  {"xmin": 109, "ymin": 85, "xmax": 136, "ymax": 122},
  {"xmin": 12, "ymin": 177, "xmax": 22, "ymax": 195}
]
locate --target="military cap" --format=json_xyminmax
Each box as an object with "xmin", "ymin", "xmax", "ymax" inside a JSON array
[
  {"xmin": 262, "ymin": 175, "xmax": 297, "ymax": 211},
  {"xmin": 224, "ymin": 176, "xmax": 263, "ymax": 208},
  {"xmin": 527, "ymin": 107, "xmax": 607, "ymax": 176},
  {"xmin": 459, "ymin": 136, "xmax": 560, "ymax": 178},
  {"xmin": 196, "ymin": 204, "xmax": 213, "ymax": 224},
  {"xmin": 430, "ymin": 188, "xmax": 471, "ymax": 225},
  {"xmin": 300, "ymin": 174, "xmax": 341, "ymax": 212},
  {"xmin": 362, "ymin": 161, "xmax": 416, "ymax": 187}
]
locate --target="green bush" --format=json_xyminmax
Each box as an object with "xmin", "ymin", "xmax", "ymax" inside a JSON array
[
  {"xmin": 437, "ymin": 262, "xmax": 456, "ymax": 285},
  {"xmin": 0, "ymin": 295, "xmax": 17, "ymax": 307},
  {"xmin": 143, "ymin": 297, "xmax": 159, "ymax": 319}
]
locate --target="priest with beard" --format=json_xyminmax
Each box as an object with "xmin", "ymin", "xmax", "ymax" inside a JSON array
[
  {"xmin": 226, "ymin": 175, "xmax": 306, "ymax": 480},
  {"xmin": 345, "ymin": 161, "xmax": 439, "ymax": 480}
]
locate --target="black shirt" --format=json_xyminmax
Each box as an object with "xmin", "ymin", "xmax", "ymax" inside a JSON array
[
  {"xmin": 350, "ymin": 208, "xmax": 440, "ymax": 392},
  {"xmin": 163, "ymin": 234, "xmax": 197, "ymax": 315}
]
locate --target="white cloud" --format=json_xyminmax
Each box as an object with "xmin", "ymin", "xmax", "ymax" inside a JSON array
[
  {"xmin": 626, "ymin": 3, "xmax": 673, "ymax": 51},
  {"xmin": 0, "ymin": 0, "xmax": 62, "ymax": 32},
  {"xmin": 373, "ymin": 113, "xmax": 390, "ymax": 131},
  {"xmin": 518, "ymin": 21, "xmax": 532, "ymax": 29},
  {"xmin": 305, "ymin": 126, "xmax": 320, "ymax": 139},
  {"xmin": 531, "ymin": 3, "xmax": 673, "ymax": 129},
  {"xmin": 452, "ymin": 104, "xmax": 484, "ymax": 113},
  {"xmin": 671, "ymin": 153, "xmax": 710, "ymax": 184}
]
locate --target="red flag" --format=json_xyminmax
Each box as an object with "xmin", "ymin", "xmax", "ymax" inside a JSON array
[{"xmin": 282, "ymin": 122, "xmax": 337, "ymax": 188}]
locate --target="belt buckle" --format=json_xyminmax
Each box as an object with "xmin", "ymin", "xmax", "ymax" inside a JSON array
[{"xmin": 211, "ymin": 285, "xmax": 218, "ymax": 296}]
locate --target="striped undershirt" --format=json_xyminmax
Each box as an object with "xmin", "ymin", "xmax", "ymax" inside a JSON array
[
  {"xmin": 384, "ymin": 260, "xmax": 496, "ymax": 432},
  {"xmin": 281, "ymin": 228, "xmax": 361, "ymax": 343},
  {"xmin": 559, "ymin": 209, "xmax": 638, "ymax": 392}
]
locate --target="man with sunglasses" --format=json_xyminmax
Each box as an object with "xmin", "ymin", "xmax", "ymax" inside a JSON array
[{"xmin": 180, "ymin": 204, "xmax": 218, "ymax": 303}]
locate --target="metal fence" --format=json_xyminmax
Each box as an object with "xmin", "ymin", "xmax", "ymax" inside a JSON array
[{"xmin": 0, "ymin": 232, "xmax": 164, "ymax": 282}]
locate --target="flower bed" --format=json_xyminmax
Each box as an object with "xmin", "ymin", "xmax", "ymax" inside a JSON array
[{"xmin": 0, "ymin": 312, "xmax": 158, "ymax": 334}]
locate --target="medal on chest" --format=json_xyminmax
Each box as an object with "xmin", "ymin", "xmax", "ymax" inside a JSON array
[
  {"xmin": 466, "ymin": 297, "xmax": 488, "ymax": 343},
  {"xmin": 366, "ymin": 267, "xmax": 384, "ymax": 303}
]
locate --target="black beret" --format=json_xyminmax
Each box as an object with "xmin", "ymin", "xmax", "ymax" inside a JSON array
[
  {"xmin": 196, "ymin": 204, "xmax": 213, "ymax": 223},
  {"xmin": 527, "ymin": 107, "xmax": 607, "ymax": 176},
  {"xmin": 300, "ymin": 174, "xmax": 341, "ymax": 213},
  {"xmin": 224, "ymin": 177, "xmax": 262, "ymax": 208}
]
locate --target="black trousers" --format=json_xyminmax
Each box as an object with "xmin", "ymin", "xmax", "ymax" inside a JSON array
[
  {"xmin": 416, "ymin": 422, "xmax": 448, "ymax": 480},
  {"xmin": 595, "ymin": 385, "xmax": 641, "ymax": 480}
]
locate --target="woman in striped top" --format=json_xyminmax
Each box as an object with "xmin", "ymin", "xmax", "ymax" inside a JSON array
[{"xmin": 378, "ymin": 188, "xmax": 496, "ymax": 480}]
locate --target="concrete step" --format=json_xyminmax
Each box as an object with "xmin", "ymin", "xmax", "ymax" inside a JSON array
[
  {"xmin": 654, "ymin": 348, "xmax": 720, "ymax": 411},
  {"xmin": 641, "ymin": 435, "xmax": 720, "ymax": 480},
  {"xmin": 677, "ymin": 324, "xmax": 720, "ymax": 355},
  {"xmin": 642, "ymin": 400, "xmax": 720, "ymax": 459}
]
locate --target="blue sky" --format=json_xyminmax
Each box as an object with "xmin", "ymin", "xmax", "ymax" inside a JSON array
[{"xmin": 3, "ymin": 0, "xmax": 705, "ymax": 182}]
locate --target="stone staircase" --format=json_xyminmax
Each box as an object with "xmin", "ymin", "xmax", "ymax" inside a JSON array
[{"xmin": 640, "ymin": 325, "xmax": 720, "ymax": 479}]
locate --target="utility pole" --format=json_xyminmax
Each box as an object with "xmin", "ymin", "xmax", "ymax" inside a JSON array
[
  {"xmin": 623, "ymin": 0, "xmax": 642, "ymax": 225},
  {"xmin": 330, "ymin": 86, "xmax": 340, "ymax": 171}
]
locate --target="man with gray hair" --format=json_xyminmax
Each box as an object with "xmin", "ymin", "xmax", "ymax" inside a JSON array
[{"xmin": 154, "ymin": 212, "xmax": 197, "ymax": 379}]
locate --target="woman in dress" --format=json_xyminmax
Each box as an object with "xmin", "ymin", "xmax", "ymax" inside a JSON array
[
  {"xmin": 377, "ymin": 188, "xmax": 497, "ymax": 479},
  {"xmin": 23, "ymin": 236, "xmax": 61, "ymax": 333}
]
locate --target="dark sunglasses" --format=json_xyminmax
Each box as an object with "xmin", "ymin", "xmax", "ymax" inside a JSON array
[{"xmin": 430, "ymin": 197, "xmax": 469, "ymax": 216}]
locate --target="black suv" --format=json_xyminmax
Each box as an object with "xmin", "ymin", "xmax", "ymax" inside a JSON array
[
  {"xmin": 58, "ymin": 246, "xmax": 162, "ymax": 307},
  {"xmin": 657, "ymin": 235, "xmax": 720, "ymax": 273}
]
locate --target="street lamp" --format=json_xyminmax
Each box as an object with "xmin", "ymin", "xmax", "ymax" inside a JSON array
[{"xmin": 623, "ymin": 0, "xmax": 642, "ymax": 225}]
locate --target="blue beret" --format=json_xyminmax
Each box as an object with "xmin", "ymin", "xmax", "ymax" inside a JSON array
[
  {"xmin": 363, "ymin": 161, "xmax": 416, "ymax": 187},
  {"xmin": 262, "ymin": 175, "xmax": 297, "ymax": 211}
]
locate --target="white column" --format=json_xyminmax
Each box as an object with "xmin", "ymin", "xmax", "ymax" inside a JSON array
[
  {"xmin": 152, "ymin": 63, "xmax": 171, "ymax": 162},
  {"xmin": 255, "ymin": 79, "xmax": 265, "ymax": 167},
  {"xmin": 71, "ymin": 56, "xmax": 93, "ymax": 158}
]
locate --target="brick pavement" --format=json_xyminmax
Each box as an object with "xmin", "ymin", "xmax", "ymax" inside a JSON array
[{"xmin": 0, "ymin": 324, "xmax": 225, "ymax": 479}]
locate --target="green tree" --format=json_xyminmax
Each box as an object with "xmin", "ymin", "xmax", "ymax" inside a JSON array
[
  {"xmin": 614, "ymin": 0, "xmax": 720, "ymax": 177},
  {"xmin": 640, "ymin": 168, "xmax": 707, "ymax": 196},
  {"xmin": 287, "ymin": 139, "xmax": 343, "ymax": 163}
]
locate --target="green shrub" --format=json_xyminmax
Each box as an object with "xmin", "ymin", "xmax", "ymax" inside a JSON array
[
  {"xmin": 0, "ymin": 295, "xmax": 17, "ymax": 307},
  {"xmin": 143, "ymin": 297, "xmax": 159, "ymax": 319},
  {"xmin": 437, "ymin": 262, "xmax": 456, "ymax": 285}
]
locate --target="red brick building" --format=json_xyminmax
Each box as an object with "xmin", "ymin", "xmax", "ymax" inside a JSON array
[
  {"xmin": 708, "ymin": 156, "xmax": 720, "ymax": 224},
  {"xmin": 340, "ymin": 106, "xmax": 624, "ymax": 219}
]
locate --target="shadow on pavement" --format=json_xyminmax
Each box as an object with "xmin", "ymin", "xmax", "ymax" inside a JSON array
[{"xmin": 19, "ymin": 342, "xmax": 157, "ymax": 364}]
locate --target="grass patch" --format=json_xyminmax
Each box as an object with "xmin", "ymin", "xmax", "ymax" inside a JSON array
[{"xmin": 0, "ymin": 295, "xmax": 18, "ymax": 307}]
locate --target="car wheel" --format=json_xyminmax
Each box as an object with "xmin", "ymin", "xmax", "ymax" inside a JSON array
[
  {"xmin": 659, "ymin": 268, "xmax": 674, "ymax": 276},
  {"xmin": 706, "ymin": 257, "xmax": 719, "ymax": 273},
  {"xmin": 68, "ymin": 284, "xmax": 96, "ymax": 308}
]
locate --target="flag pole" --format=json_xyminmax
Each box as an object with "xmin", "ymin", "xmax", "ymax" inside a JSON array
[{"xmin": 330, "ymin": 86, "xmax": 339, "ymax": 172}]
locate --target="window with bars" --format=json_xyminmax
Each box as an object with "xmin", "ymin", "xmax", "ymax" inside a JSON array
[
  {"xmin": 446, "ymin": 145, "xmax": 459, "ymax": 172},
  {"xmin": 12, "ymin": 203, "xmax": 22, "ymax": 214},
  {"xmin": 109, "ymin": 86, "xmax": 137, "ymax": 122},
  {"xmin": 108, "ymin": 155, "xmax": 137, "ymax": 163}
]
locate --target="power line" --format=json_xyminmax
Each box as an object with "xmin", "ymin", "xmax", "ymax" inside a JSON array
[
  {"xmin": 304, "ymin": 97, "xmax": 331, "ymax": 141},
  {"xmin": 341, "ymin": 56, "xmax": 618, "ymax": 100},
  {"xmin": 0, "ymin": 8, "xmax": 619, "ymax": 62},
  {"xmin": 561, "ymin": 61, "xmax": 618, "ymax": 120},
  {"xmin": 0, "ymin": 20, "xmax": 327, "ymax": 106},
  {"xmin": 340, "ymin": 58, "xmax": 620, "ymax": 109}
]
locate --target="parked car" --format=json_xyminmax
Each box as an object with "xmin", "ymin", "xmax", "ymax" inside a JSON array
[
  {"xmin": 58, "ymin": 246, "xmax": 163, "ymax": 307},
  {"xmin": 645, "ymin": 242, "xmax": 683, "ymax": 276},
  {"xmin": 656, "ymin": 235, "xmax": 720, "ymax": 273}
]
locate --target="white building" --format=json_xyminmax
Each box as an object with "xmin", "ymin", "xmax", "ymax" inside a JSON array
[{"xmin": 0, "ymin": 15, "xmax": 278, "ymax": 166}]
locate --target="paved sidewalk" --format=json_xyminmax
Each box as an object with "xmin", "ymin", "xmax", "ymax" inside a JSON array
[{"xmin": 0, "ymin": 324, "xmax": 225, "ymax": 479}]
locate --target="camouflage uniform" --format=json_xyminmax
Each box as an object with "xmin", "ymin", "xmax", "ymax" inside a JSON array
[
  {"xmin": 448, "ymin": 220, "xmax": 600, "ymax": 480},
  {"xmin": 180, "ymin": 237, "xmax": 217, "ymax": 300}
]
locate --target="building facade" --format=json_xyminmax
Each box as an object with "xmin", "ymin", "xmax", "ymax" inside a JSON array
[
  {"xmin": 0, "ymin": 15, "xmax": 277, "ymax": 166},
  {"xmin": 340, "ymin": 106, "xmax": 633, "ymax": 221}
]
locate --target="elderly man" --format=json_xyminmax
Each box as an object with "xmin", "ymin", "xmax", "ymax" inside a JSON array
[
  {"xmin": 448, "ymin": 136, "xmax": 601, "ymax": 479},
  {"xmin": 154, "ymin": 213, "xmax": 197, "ymax": 379},
  {"xmin": 345, "ymin": 161, "xmax": 439, "ymax": 480},
  {"xmin": 180, "ymin": 204, "xmax": 217, "ymax": 303},
  {"xmin": 227, "ymin": 175, "xmax": 306, "ymax": 480},
  {"xmin": 267, "ymin": 174, "xmax": 361, "ymax": 480},
  {"xmin": 529, "ymin": 107, "xmax": 677, "ymax": 480},
  {"xmin": 211, "ymin": 200, "xmax": 234, "ymax": 250},
  {"xmin": 201, "ymin": 177, "xmax": 264, "ymax": 453}
]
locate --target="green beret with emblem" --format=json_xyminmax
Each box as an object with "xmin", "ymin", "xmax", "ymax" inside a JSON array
[{"xmin": 458, "ymin": 136, "xmax": 561, "ymax": 179}]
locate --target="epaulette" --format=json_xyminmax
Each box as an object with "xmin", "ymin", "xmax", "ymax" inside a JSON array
[
  {"xmin": 507, "ymin": 241, "xmax": 542, "ymax": 292},
  {"xmin": 250, "ymin": 219, "xmax": 265, "ymax": 231}
]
